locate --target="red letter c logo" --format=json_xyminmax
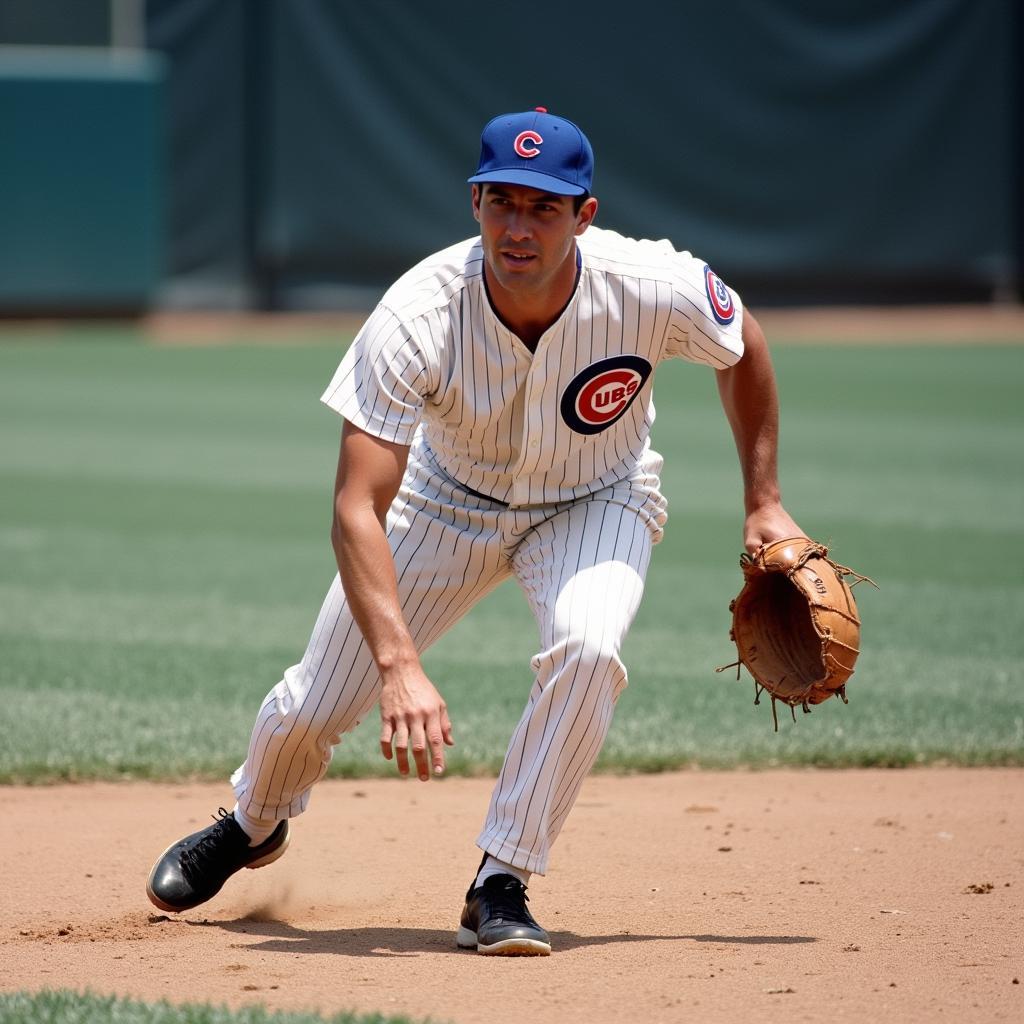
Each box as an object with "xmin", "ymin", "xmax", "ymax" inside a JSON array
[{"xmin": 514, "ymin": 131, "xmax": 543, "ymax": 159}]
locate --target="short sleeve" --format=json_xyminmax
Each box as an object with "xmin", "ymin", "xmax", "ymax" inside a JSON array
[
  {"xmin": 320, "ymin": 304, "xmax": 430, "ymax": 445},
  {"xmin": 661, "ymin": 250, "xmax": 745, "ymax": 368}
]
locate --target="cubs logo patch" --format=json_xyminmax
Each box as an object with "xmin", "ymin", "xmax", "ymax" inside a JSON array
[
  {"xmin": 560, "ymin": 355, "xmax": 653, "ymax": 435},
  {"xmin": 704, "ymin": 265, "xmax": 735, "ymax": 325},
  {"xmin": 514, "ymin": 130, "xmax": 543, "ymax": 159}
]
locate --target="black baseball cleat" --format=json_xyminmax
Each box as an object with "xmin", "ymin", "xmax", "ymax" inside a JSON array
[
  {"xmin": 146, "ymin": 808, "xmax": 289, "ymax": 913},
  {"xmin": 456, "ymin": 873, "xmax": 552, "ymax": 956}
]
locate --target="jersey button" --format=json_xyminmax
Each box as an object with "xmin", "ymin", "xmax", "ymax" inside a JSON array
[{"xmin": 530, "ymin": 440, "xmax": 538, "ymax": 448}]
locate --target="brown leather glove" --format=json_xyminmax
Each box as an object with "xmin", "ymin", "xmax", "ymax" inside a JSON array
[{"xmin": 718, "ymin": 537, "xmax": 875, "ymax": 729}]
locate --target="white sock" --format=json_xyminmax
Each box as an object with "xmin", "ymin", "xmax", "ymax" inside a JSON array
[
  {"xmin": 475, "ymin": 854, "xmax": 531, "ymax": 888},
  {"xmin": 232, "ymin": 803, "xmax": 280, "ymax": 847}
]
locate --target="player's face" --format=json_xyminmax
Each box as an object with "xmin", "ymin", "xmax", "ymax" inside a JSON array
[{"xmin": 472, "ymin": 184, "xmax": 597, "ymax": 297}]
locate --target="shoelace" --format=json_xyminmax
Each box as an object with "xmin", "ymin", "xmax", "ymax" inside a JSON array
[
  {"xmin": 486, "ymin": 878, "xmax": 534, "ymax": 922},
  {"xmin": 180, "ymin": 808, "xmax": 241, "ymax": 881}
]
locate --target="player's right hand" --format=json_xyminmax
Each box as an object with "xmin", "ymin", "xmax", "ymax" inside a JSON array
[{"xmin": 378, "ymin": 666, "xmax": 455, "ymax": 781}]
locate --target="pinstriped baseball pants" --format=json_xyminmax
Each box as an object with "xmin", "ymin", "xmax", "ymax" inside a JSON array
[{"xmin": 231, "ymin": 447, "xmax": 666, "ymax": 874}]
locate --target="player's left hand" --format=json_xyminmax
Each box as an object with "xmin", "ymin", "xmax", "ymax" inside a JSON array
[{"xmin": 742, "ymin": 501, "xmax": 805, "ymax": 555}]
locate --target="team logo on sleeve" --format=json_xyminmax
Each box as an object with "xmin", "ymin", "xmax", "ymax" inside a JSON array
[
  {"xmin": 704, "ymin": 265, "xmax": 735, "ymax": 325},
  {"xmin": 560, "ymin": 355, "xmax": 653, "ymax": 435},
  {"xmin": 514, "ymin": 131, "xmax": 543, "ymax": 158}
]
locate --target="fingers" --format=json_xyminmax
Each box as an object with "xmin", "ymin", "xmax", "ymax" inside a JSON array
[
  {"xmin": 426, "ymin": 721, "xmax": 446, "ymax": 777},
  {"xmin": 414, "ymin": 713, "xmax": 451, "ymax": 780},
  {"xmin": 409, "ymin": 720, "xmax": 430, "ymax": 781},
  {"xmin": 383, "ymin": 719, "xmax": 424, "ymax": 778},
  {"xmin": 393, "ymin": 721, "xmax": 410, "ymax": 777},
  {"xmin": 431, "ymin": 704, "xmax": 455, "ymax": 772},
  {"xmin": 378, "ymin": 687, "xmax": 454, "ymax": 781},
  {"xmin": 381, "ymin": 716, "xmax": 412, "ymax": 775},
  {"xmin": 380, "ymin": 713, "xmax": 452, "ymax": 779}
]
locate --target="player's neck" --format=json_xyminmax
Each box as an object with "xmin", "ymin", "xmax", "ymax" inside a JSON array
[{"xmin": 483, "ymin": 248, "xmax": 581, "ymax": 352}]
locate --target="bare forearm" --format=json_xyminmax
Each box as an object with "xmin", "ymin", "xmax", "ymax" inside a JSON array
[
  {"xmin": 716, "ymin": 313, "xmax": 783, "ymax": 513},
  {"xmin": 332, "ymin": 501, "xmax": 418, "ymax": 673},
  {"xmin": 330, "ymin": 423, "xmax": 452, "ymax": 779}
]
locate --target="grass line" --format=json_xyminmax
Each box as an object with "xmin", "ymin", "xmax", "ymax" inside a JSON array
[
  {"xmin": 0, "ymin": 990, "xmax": 433, "ymax": 1024},
  {"xmin": 0, "ymin": 338, "xmax": 1022, "ymax": 780}
]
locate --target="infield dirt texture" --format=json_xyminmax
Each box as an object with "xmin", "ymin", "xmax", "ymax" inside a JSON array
[
  {"xmin": 1, "ymin": 309, "xmax": 1022, "ymax": 1023},
  {"xmin": 1, "ymin": 773, "xmax": 1022, "ymax": 1023}
]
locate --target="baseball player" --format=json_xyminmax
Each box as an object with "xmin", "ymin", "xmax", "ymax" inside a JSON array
[{"xmin": 147, "ymin": 108, "xmax": 803, "ymax": 955}]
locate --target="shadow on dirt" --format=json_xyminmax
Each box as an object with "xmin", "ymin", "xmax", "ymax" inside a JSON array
[{"xmin": 185, "ymin": 918, "xmax": 816, "ymax": 956}]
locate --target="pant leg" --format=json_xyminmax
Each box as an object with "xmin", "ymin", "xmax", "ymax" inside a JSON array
[
  {"xmin": 231, "ymin": 463, "xmax": 510, "ymax": 821},
  {"xmin": 476, "ymin": 496, "xmax": 654, "ymax": 874}
]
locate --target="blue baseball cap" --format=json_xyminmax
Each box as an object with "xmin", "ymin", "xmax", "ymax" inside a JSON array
[{"xmin": 468, "ymin": 108, "xmax": 594, "ymax": 196}]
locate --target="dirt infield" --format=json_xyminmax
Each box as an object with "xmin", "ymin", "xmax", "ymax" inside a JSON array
[{"xmin": 2, "ymin": 771, "xmax": 1021, "ymax": 1023}]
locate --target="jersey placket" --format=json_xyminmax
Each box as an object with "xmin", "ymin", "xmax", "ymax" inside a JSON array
[{"xmin": 507, "ymin": 315, "xmax": 569, "ymax": 507}]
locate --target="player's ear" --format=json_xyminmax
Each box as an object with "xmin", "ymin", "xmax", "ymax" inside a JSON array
[
  {"xmin": 575, "ymin": 196, "xmax": 599, "ymax": 236},
  {"xmin": 471, "ymin": 185, "xmax": 482, "ymax": 223}
]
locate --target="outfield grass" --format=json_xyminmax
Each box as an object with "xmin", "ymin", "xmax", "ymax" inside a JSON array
[
  {"xmin": 0, "ymin": 990, "xmax": 426, "ymax": 1024},
  {"xmin": 0, "ymin": 331, "xmax": 1021, "ymax": 781}
]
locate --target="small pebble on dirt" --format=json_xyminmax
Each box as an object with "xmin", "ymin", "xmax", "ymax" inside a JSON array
[
  {"xmin": 717, "ymin": 846, "xmax": 732, "ymax": 852},
  {"xmin": 964, "ymin": 882, "xmax": 994, "ymax": 894}
]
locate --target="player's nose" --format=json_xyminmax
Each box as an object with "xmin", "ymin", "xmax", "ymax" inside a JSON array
[{"xmin": 504, "ymin": 211, "xmax": 533, "ymax": 242}]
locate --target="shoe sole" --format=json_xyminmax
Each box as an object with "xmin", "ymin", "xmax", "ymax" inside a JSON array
[
  {"xmin": 145, "ymin": 825, "xmax": 290, "ymax": 913},
  {"xmin": 456, "ymin": 925, "xmax": 551, "ymax": 956}
]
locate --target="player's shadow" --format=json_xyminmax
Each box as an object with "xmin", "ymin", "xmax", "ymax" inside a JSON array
[{"xmin": 187, "ymin": 918, "xmax": 815, "ymax": 956}]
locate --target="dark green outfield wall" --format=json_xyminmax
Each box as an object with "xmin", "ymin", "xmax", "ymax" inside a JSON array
[
  {"xmin": 145, "ymin": 0, "xmax": 1020, "ymax": 308},
  {"xmin": 0, "ymin": 0, "xmax": 1019, "ymax": 311},
  {"xmin": 0, "ymin": 50, "xmax": 165, "ymax": 312}
]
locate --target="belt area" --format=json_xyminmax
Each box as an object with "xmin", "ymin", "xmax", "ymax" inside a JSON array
[{"xmin": 457, "ymin": 481, "xmax": 509, "ymax": 507}]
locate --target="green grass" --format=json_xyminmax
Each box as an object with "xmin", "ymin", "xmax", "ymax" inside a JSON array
[
  {"xmin": 0, "ymin": 331, "xmax": 1022, "ymax": 781},
  {"xmin": 0, "ymin": 990, "xmax": 428, "ymax": 1024}
]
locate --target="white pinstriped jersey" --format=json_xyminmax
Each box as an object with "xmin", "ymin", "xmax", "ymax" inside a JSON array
[{"xmin": 321, "ymin": 225, "xmax": 745, "ymax": 507}]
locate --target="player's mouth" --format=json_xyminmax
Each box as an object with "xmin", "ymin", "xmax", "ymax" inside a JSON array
[{"xmin": 499, "ymin": 250, "xmax": 539, "ymax": 270}]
